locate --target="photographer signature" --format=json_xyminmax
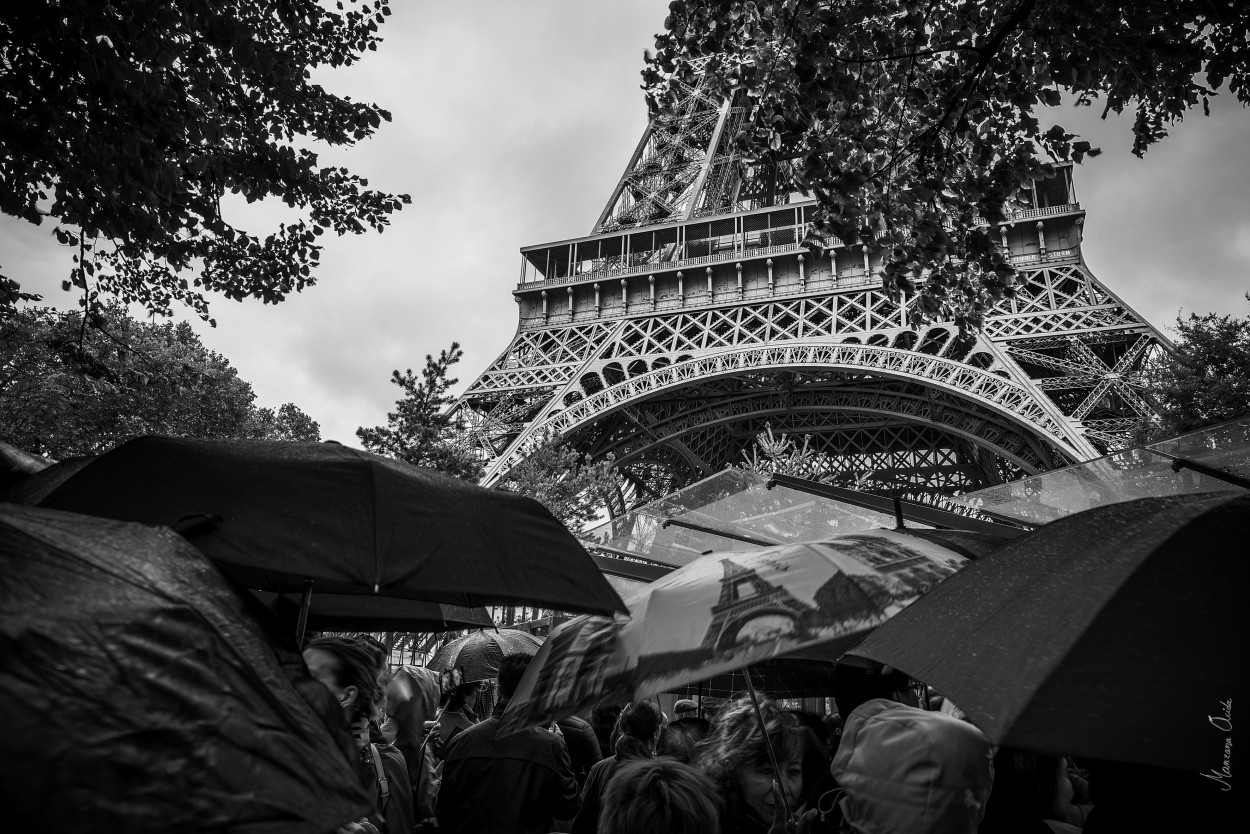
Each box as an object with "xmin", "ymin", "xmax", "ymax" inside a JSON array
[{"xmin": 1201, "ymin": 698, "xmax": 1232, "ymax": 792}]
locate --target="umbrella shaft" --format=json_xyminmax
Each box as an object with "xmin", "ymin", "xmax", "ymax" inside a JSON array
[
  {"xmin": 741, "ymin": 666, "xmax": 792, "ymax": 821},
  {"xmin": 295, "ymin": 579, "xmax": 314, "ymax": 648}
]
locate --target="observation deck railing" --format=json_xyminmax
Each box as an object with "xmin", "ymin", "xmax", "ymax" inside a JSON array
[{"xmin": 515, "ymin": 201, "xmax": 1082, "ymax": 293}]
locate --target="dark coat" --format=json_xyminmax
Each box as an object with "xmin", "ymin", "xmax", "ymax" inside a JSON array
[{"xmin": 437, "ymin": 706, "xmax": 581, "ymax": 834}]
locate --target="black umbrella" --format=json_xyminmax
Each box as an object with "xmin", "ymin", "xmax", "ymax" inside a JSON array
[
  {"xmin": 847, "ymin": 491, "xmax": 1250, "ymax": 772},
  {"xmin": 0, "ymin": 504, "xmax": 372, "ymax": 832},
  {"xmin": 428, "ymin": 628, "xmax": 544, "ymax": 683},
  {"xmin": 8, "ymin": 436, "xmax": 625, "ymax": 616},
  {"xmin": 252, "ymin": 589, "xmax": 495, "ymax": 633},
  {"xmin": 669, "ymin": 657, "xmax": 841, "ymax": 700},
  {"xmin": 0, "ymin": 439, "xmax": 53, "ymax": 493}
]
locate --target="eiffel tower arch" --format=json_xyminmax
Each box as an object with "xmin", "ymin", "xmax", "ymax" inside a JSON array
[{"xmin": 452, "ymin": 74, "xmax": 1167, "ymax": 507}]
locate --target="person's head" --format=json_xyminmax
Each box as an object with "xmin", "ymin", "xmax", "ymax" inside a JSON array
[
  {"xmin": 694, "ymin": 694, "xmax": 806, "ymax": 826},
  {"xmin": 442, "ymin": 680, "xmax": 481, "ymax": 713},
  {"xmin": 785, "ymin": 710, "xmax": 831, "ymax": 807},
  {"xmin": 614, "ymin": 698, "xmax": 665, "ymax": 759},
  {"xmin": 822, "ymin": 712, "xmax": 845, "ymax": 757},
  {"xmin": 593, "ymin": 703, "xmax": 624, "ymax": 731},
  {"xmin": 833, "ymin": 699, "xmax": 994, "ymax": 834},
  {"xmin": 673, "ymin": 698, "xmax": 698, "ymax": 720},
  {"xmin": 593, "ymin": 702, "xmax": 625, "ymax": 751},
  {"xmin": 656, "ymin": 717, "xmax": 710, "ymax": 764},
  {"xmin": 600, "ymin": 758, "xmax": 723, "ymax": 834},
  {"xmin": 496, "ymin": 652, "xmax": 532, "ymax": 702},
  {"xmin": 304, "ymin": 635, "xmax": 386, "ymax": 723},
  {"xmin": 356, "ymin": 634, "xmax": 389, "ymax": 674}
]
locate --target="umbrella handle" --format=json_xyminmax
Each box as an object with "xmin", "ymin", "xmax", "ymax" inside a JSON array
[{"xmin": 741, "ymin": 665, "xmax": 792, "ymax": 822}]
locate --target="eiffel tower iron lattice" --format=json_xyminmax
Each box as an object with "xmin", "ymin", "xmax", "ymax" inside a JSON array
[{"xmin": 451, "ymin": 74, "xmax": 1168, "ymax": 509}]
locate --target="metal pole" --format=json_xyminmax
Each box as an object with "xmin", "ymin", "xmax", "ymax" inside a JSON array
[
  {"xmin": 741, "ymin": 665, "xmax": 792, "ymax": 822},
  {"xmin": 295, "ymin": 578, "xmax": 314, "ymax": 649},
  {"xmin": 1167, "ymin": 455, "xmax": 1250, "ymax": 489}
]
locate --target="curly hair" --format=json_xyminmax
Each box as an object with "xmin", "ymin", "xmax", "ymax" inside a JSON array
[
  {"xmin": 601, "ymin": 758, "xmax": 723, "ymax": 834},
  {"xmin": 693, "ymin": 694, "xmax": 807, "ymax": 800},
  {"xmin": 657, "ymin": 718, "xmax": 710, "ymax": 764},
  {"xmin": 305, "ymin": 635, "xmax": 386, "ymax": 723}
]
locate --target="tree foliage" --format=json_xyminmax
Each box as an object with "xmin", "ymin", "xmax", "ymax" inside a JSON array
[
  {"xmin": 356, "ymin": 342, "xmax": 484, "ymax": 482},
  {"xmin": 0, "ymin": 0, "xmax": 409, "ymax": 320},
  {"xmin": 359, "ymin": 343, "xmax": 622, "ymax": 529},
  {"xmin": 0, "ymin": 303, "xmax": 320, "ymax": 458},
  {"xmin": 646, "ymin": 0, "xmax": 1250, "ymax": 327},
  {"xmin": 248, "ymin": 401, "xmax": 324, "ymax": 444},
  {"xmin": 496, "ymin": 429, "xmax": 620, "ymax": 530},
  {"xmin": 1141, "ymin": 297, "xmax": 1250, "ymax": 440}
]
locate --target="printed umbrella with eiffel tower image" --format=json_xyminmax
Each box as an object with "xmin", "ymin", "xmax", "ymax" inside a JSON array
[{"xmin": 498, "ymin": 527, "xmax": 1006, "ymax": 735}]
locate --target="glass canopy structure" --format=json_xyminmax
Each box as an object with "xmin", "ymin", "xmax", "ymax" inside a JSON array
[
  {"xmin": 951, "ymin": 417, "xmax": 1250, "ymax": 525},
  {"xmin": 582, "ymin": 417, "xmax": 1250, "ymax": 598},
  {"xmin": 581, "ymin": 467, "xmax": 1017, "ymax": 596}
]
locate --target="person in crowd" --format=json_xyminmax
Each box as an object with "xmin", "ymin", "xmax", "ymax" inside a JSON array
[
  {"xmin": 573, "ymin": 698, "xmax": 664, "ymax": 834},
  {"xmin": 821, "ymin": 713, "xmax": 843, "ymax": 760},
  {"xmin": 830, "ymin": 697, "xmax": 993, "ymax": 834},
  {"xmin": 600, "ymin": 757, "xmax": 724, "ymax": 834},
  {"xmin": 591, "ymin": 703, "xmax": 624, "ymax": 757},
  {"xmin": 436, "ymin": 652, "xmax": 580, "ymax": 834},
  {"xmin": 304, "ymin": 635, "xmax": 415, "ymax": 834},
  {"xmin": 784, "ymin": 710, "xmax": 832, "ymax": 814},
  {"xmin": 383, "ymin": 665, "xmax": 442, "ymax": 826},
  {"xmin": 673, "ymin": 698, "xmax": 699, "ymax": 720},
  {"xmin": 694, "ymin": 694, "xmax": 808, "ymax": 834},
  {"xmin": 557, "ymin": 712, "xmax": 604, "ymax": 789},
  {"xmin": 978, "ymin": 748, "xmax": 1081, "ymax": 834},
  {"xmin": 656, "ymin": 716, "xmax": 710, "ymax": 764},
  {"xmin": 436, "ymin": 679, "xmax": 480, "ymax": 755}
]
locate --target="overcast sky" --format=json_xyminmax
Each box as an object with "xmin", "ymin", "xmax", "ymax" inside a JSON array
[{"xmin": 3, "ymin": 1, "xmax": 1248, "ymax": 446}]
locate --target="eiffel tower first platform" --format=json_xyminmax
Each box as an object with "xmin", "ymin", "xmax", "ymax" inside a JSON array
[{"xmin": 452, "ymin": 73, "xmax": 1168, "ymax": 507}]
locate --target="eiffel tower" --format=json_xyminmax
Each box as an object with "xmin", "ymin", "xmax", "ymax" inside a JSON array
[
  {"xmin": 702, "ymin": 558, "xmax": 811, "ymax": 652},
  {"xmin": 452, "ymin": 72, "xmax": 1167, "ymax": 507}
]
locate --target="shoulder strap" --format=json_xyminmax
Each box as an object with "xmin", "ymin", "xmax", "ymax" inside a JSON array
[{"xmin": 369, "ymin": 743, "xmax": 390, "ymax": 803}]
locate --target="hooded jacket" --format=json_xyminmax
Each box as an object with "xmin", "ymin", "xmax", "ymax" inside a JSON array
[{"xmin": 831, "ymin": 698, "xmax": 994, "ymax": 834}]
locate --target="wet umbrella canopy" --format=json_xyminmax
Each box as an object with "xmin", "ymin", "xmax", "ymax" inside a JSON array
[
  {"xmin": 501, "ymin": 528, "xmax": 997, "ymax": 735},
  {"xmin": 849, "ymin": 491, "xmax": 1250, "ymax": 772},
  {"xmin": 251, "ymin": 590, "xmax": 495, "ymax": 633},
  {"xmin": 11, "ymin": 436, "xmax": 625, "ymax": 616},
  {"xmin": 0, "ymin": 504, "xmax": 371, "ymax": 832},
  {"xmin": 428, "ymin": 628, "xmax": 543, "ymax": 683},
  {"xmin": 0, "ymin": 439, "xmax": 51, "ymax": 493}
]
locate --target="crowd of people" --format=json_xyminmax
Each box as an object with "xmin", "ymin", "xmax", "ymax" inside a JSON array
[{"xmin": 301, "ymin": 636, "xmax": 1201, "ymax": 834}]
